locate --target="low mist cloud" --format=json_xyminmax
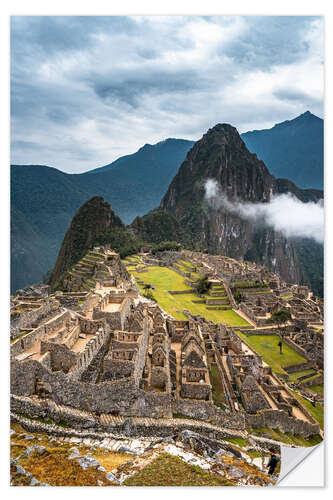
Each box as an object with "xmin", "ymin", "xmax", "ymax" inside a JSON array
[{"xmin": 204, "ymin": 179, "xmax": 324, "ymax": 244}]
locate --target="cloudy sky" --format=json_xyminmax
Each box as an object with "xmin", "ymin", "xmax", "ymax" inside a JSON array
[{"xmin": 10, "ymin": 15, "xmax": 324, "ymax": 173}]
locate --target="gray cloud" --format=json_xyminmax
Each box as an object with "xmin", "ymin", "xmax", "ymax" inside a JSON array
[
  {"xmin": 273, "ymin": 87, "xmax": 322, "ymax": 106},
  {"xmin": 10, "ymin": 16, "xmax": 324, "ymax": 173}
]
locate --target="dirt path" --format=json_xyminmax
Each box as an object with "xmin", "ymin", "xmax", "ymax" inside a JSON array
[
  {"xmin": 292, "ymin": 406, "xmax": 311, "ymax": 423},
  {"xmin": 257, "ymin": 383, "xmax": 278, "ymax": 410}
]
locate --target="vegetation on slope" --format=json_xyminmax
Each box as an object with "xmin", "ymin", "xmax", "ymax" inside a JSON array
[
  {"xmin": 95, "ymin": 226, "xmax": 142, "ymax": 258},
  {"xmin": 292, "ymin": 236, "xmax": 324, "ymax": 298},
  {"xmin": 130, "ymin": 209, "xmax": 191, "ymax": 247},
  {"xmin": 49, "ymin": 196, "xmax": 123, "ymax": 288},
  {"xmin": 194, "ymin": 274, "xmax": 212, "ymax": 295}
]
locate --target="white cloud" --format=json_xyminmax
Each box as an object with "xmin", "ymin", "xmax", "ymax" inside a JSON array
[{"xmin": 204, "ymin": 179, "xmax": 324, "ymax": 243}]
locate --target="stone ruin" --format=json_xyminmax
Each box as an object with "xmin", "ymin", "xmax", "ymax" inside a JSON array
[{"xmin": 10, "ymin": 247, "xmax": 322, "ymax": 439}]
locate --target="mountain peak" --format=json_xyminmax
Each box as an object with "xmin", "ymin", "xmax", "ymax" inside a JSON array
[
  {"xmin": 292, "ymin": 110, "xmax": 320, "ymax": 122},
  {"xmin": 207, "ymin": 123, "xmax": 238, "ymax": 135},
  {"xmin": 161, "ymin": 122, "xmax": 274, "ymax": 212},
  {"xmin": 49, "ymin": 196, "xmax": 123, "ymax": 288},
  {"xmin": 241, "ymin": 110, "xmax": 323, "ymax": 189},
  {"xmin": 273, "ymin": 110, "xmax": 321, "ymax": 129}
]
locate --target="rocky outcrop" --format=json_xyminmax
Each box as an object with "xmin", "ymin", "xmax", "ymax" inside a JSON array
[
  {"xmin": 49, "ymin": 197, "xmax": 123, "ymax": 289},
  {"xmin": 160, "ymin": 124, "xmax": 322, "ymax": 285}
]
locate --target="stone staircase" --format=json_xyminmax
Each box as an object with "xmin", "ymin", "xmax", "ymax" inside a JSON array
[{"xmin": 11, "ymin": 394, "xmax": 247, "ymax": 439}]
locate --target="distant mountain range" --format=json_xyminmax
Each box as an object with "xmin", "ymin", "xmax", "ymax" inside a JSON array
[
  {"xmin": 241, "ymin": 111, "xmax": 323, "ymax": 190},
  {"xmin": 11, "ymin": 139, "xmax": 194, "ymax": 292},
  {"xmin": 158, "ymin": 123, "xmax": 322, "ymax": 291},
  {"xmin": 11, "ymin": 111, "xmax": 323, "ymax": 293}
]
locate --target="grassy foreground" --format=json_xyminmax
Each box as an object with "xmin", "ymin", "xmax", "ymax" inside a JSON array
[
  {"xmin": 10, "ymin": 422, "xmax": 126, "ymax": 486},
  {"xmin": 123, "ymin": 453, "xmax": 234, "ymax": 486}
]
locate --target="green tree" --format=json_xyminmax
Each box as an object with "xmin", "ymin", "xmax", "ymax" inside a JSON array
[
  {"xmin": 194, "ymin": 274, "xmax": 211, "ymax": 295},
  {"xmin": 267, "ymin": 308, "xmax": 292, "ymax": 355},
  {"xmin": 143, "ymin": 289, "xmax": 156, "ymax": 302},
  {"xmin": 269, "ymin": 309, "xmax": 292, "ymax": 324},
  {"xmin": 231, "ymin": 287, "xmax": 243, "ymax": 304}
]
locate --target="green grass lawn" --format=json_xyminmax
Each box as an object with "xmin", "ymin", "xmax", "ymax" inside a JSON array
[
  {"xmin": 288, "ymin": 369, "xmax": 317, "ymax": 381},
  {"xmin": 307, "ymin": 384, "xmax": 324, "ymax": 396},
  {"xmin": 130, "ymin": 264, "xmax": 249, "ymax": 326},
  {"xmin": 178, "ymin": 258, "xmax": 197, "ymax": 270},
  {"xmin": 209, "ymin": 364, "xmax": 226, "ymax": 407},
  {"xmin": 232, "ymin": 280, "xmax": 256, "ymax": 287},
  {"xmin": 236, "ymin": 332, "xmax": 307, "ymax": 375},
  {"xmin": 174, "ymin": 260, "xmax": 201, "ymax": 279},
  {"xmin": 222, "ymin": 437, "xmax": 248, "ymax": 447}
]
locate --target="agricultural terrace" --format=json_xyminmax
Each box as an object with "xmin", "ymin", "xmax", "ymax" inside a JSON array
[
  {"xmin": 237, "ymin": 331, "xmax": 324, "ymax": 428},
  {"xmin": 307, "ymin": 384, "xmax": 324, "ymax": 396},
  {"xmin": 123, "ymin": 257, "xmax": 249, "ymax": 326}
]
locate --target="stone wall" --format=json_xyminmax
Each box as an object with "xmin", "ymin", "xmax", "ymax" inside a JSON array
[
  {"xmin": 10, "ymin": 324, "xmax": 44, "ymax": 358},
  {"xmin": 93, "ymin": 297, "xmax": 132, "ymax": 330},
  {"xmin": 206, "ymin": 298, "xmax": 229, "ymax": 305},
  {"xmin": 134, "ymin": 391, "xmax": 172, "ymax": 418},
  {"xmin": 247, "ymin": 409, "xmax": 320, "ymax": 438},
  {"xmin": 10, "ymin": 310, "xmax": 70, "ymax": 358},
  {"xmin": 11, "ymin": 356, "xmax": 244, "ymax": 425},
  {"xmin": 40, "ymin": 341, "xmax": 77, "ymax": 372},
  {"xmin": 133, "ymin": 316, "xmax": 150, "ymax": 385},
  {"xmin": 239, "ymin": 303, "xmax": 267, "ymax": 326},
  {"xmin": 79, "ymin": 294, "xmax": 100, "ymax": 314},
  {"xmin": 150, "ymin": 367, "xmax": 168, "ymax": 390},
  {"xmin": 11, "ymin": 395, "xmax": 247, "ymax": 441},
  {"xmin": 300, "ymin": 374, "xmax": 323, "ymax": 388},
  {"xmin": 216, "ymin": 276, "xmax": 237, "ymax": 309},
  {"xmin": 11, "ymin": 359, "xmax": 138, "ymax": 413},
  {"xmin": 10, "ymin": 298, "xmax": 59, "ymax": 339},
  {"xmin": 102, "ymin": 358, "xmax": 134, "ymax": 380},
  {"xmin": 284, "ymin": 361, "xmax": 314, "ymax": 374},
  {"xmin": 172, "ymin": 399, "xmax": 245, "ymax": 430},
  {"xmin": 70, "ymin": 327, "xmax": 110, "ymax": 380},
  {"xmin": 78, "ymin": 317, "xmax": 107, "ymax": 334},
  {"xmin": 180, "ymin": 383, "xmax": 211, "ymax": 400},
  {"xmin": 229, "ymin": 330, "xmax": 243, "ymax": 353}
]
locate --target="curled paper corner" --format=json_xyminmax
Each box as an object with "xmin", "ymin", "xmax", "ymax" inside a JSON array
[{"xmin": 276, "ymin": 441, "xmax": 324, "ymax": 486}]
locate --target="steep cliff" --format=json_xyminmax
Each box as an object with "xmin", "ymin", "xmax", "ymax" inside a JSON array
[
  {"xmin": 160, "ymin": 124, "xmax": 322, "ymax": 286},
  {"xmin": 49, "ymin": 197, "xmax": 124, "ymax": 288}
]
